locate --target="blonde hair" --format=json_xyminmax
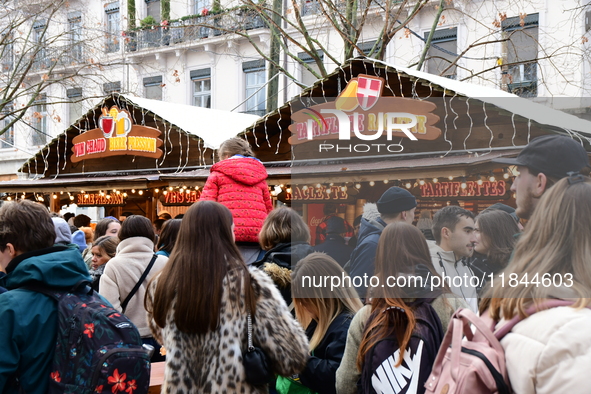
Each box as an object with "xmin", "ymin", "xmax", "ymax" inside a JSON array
[
  {"xmin": 291, "ymin": 253, "xmax": 363, "ymax": 350},
  {"xmin": 482, "ymin": 176, "xmax": 591, "ymax": 319},
  {"xmin": 259, "ymin": 207, "xmax": 310, "ymax": 250},
  {"xmin": 218, "ymin": 138, "xmax": 254, "ymax": 160}
]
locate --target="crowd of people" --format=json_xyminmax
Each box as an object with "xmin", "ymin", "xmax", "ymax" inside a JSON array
[{"xmin": 1, "ymin": 135, "xmax": 591, "ymax": 394}]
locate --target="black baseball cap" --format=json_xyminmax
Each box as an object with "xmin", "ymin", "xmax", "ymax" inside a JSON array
[{"xmin": 493, "ymin": 135, "xmax": 590, "ymax": 179}]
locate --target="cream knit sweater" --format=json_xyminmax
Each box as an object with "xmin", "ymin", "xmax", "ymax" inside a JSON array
[{"xmin": 99, "ymin": 236, "xmax": 168, "ymax": 337}]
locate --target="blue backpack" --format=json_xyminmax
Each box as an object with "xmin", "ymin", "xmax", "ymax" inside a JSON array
[{"xmin": 25, "ymin": 283, "xmax": 152, "ymax": 394}]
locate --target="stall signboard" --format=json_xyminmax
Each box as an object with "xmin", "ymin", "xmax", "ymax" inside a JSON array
[
  {"xmin": 160, "ymin": 190, "xmax": 201, "ymax": 206},
  {"xmin": 71, "ymin": 106, "xmax": 163, "ymax": 163},
  {"xmin": 287, "ymin": 185, "xmax": 349, "ymax": 201},
  {"xmin": 420, "ymin": 180, "xmax": 508, "ymax": 198},
  {"xmin": 288, "ymin": 75, "xmax": 441, "ymax": 145},
  {"xmin": 76, "ymin": 193, "xmax": 125, "ymax": 206}
]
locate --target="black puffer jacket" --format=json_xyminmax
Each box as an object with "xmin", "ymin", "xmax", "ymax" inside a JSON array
[
  {"xmin": 299, "ymin": 312, "xmax": 354, "ymax": 394},
  {"xmin": 253, "ymin": 241, "xmax": 314, "ymax": 305},
  {"xmin": 313, "ymin": 234, "xmax": 354, "ymax": 267}
]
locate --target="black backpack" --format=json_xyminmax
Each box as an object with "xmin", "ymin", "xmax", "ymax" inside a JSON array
[
  {"xmin": 360, "ymin": 300, "xmax": 445, "ymax": 394},
  {"xmin": 25, "ymin": 283, "xmax": 152, "ymax": 394}
]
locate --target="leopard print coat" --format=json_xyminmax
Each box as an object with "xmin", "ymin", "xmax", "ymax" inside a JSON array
[{"xmin": 147, "ymin": 266, "xmax": 309, "ymax": 394}]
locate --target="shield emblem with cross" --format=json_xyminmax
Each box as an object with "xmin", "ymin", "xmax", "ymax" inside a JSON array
[{"xmin": 356, "ymin": 75, "xmax": 384, "ymax": 110}]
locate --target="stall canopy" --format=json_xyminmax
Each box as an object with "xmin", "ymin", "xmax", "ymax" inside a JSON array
[
  {"xmin": 241, "ymin": 57, "xmax": 591, "ymax": 170},
  {"xmin": 0, "ymin": 94, "xmax": 259, "ymax": 192}
]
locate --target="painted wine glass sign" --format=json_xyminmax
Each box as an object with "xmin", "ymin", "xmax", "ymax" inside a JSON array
[{"xmin": 71, "ymin": 106, "xmax": 163, "ymax": 163}]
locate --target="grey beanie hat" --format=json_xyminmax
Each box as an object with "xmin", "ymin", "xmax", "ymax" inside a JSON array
[{"xmin": 52, "ymin": 217, "xmax": 72, "ymax": 245}]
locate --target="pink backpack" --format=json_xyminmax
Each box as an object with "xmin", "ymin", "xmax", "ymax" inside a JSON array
[{"xmin": 424, "ymin": 300, "xmax": 577, "ymax": 394}]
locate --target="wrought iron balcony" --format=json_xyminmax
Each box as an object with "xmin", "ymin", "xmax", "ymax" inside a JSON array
[
  {"xmin": 30, "ymin": 44, "xmax": 86, "ymax": 72},
  {"xmin": 125, "ymin": 8, "xmax": 266, "ymax": 53}
]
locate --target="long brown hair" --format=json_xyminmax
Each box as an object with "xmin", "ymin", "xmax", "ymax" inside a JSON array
[
  {"xmin": 475, "ymin": 210, "xmax": 519, "ymax": 270},
  {"xmin": 357, "ymin": 222, "xmax": 440, "ymax": 370},
  {"xmin": 291, "ymin": 253, "xmax": 363, "ymax": 350},
  {"xmin": 147, "ymin": 201, "xmax": 257, "ymax": 334},
  {"xmin": 481, "ymin": 176, "xmax": 591, "ymax": 318}
]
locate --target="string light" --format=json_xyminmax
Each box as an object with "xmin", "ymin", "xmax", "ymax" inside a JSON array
[
  {"xmin": 6, "ymin": 197, "xmax": 11, "ymax": 201},
  {"xmin": 461, "ymin": 177, "xmax": 467, "ymax": 189},
  {"xmin": 154, "ymin": 188, "xmax": 159, "ymax": 193},
  {"xmin": 341, "ymin": 186, "xmax": 347, "ymax": 192},
  {"xmin": 52, "ymin": 194, "xmax": 57, "ymax": 199},
  {"xmin": 116, "ymin": 190, "xmax": 121, "ymax": 195},
  {"xmin": 316, "ymin": 183, "xmax": 322, "ymax": 188},
  {"xmin": 433, "ymin": 178, "xmax": 438, "ymax": 183},
  {"xmin": 489, "ymin": 172, "xmax": 496, "ymax": 182},
  {"xmin": 419, "ymin": 179, "xmax": 425, "ymax": 186},
  {"xmin": 169, "ymin": 186, "xmax": 173, "ymax": 191},
  {"xmin": 69, "ymin": 195, "xmax": 74, "ymax": 201},
  {"xmin": 302, "ymin": 185, "xmax": 308, "ymax": 191},
  {"xmin": 355, "ymin": 183, "xmax": 361, "ymax": 189},
  {"xmin": 182, "ymin": 185, "xmax": 187, "ymax": 190},
  {"xmin": 503, "ymin": 169, "xmax": 510, "ymax": 179},
  {"xmin": 405, "ymin": 182, "xmax": 412, "ymax": 189},
  {"xmin": 123, "ymin": 192, "xmax": 128, "ymax": 197},
  {"xmin": 138, "ymin": 190, "xmax": 144, "ymax": 195},
  {"xmin": 163, "ymin": 190, "xmax": 168, "ymax": 195},
  {"xmin": 194, "ymin": 186, "xmax": 199, "ymax": 190},
  {"xmin": 383, "ymin": 180, "xmax": 389, "ymax": 184},
  {"xmin": 286, "ymin": 187, "xmax": 292, "ymax": 194},
  {"xmin": 476, "ymin": 178, "xmax": 483, "ymax": 186},
  {"xmin": 185, "ymin": 189, "xmax": 190, "ymax": 194},
  {"xmin": 131, "ymin": 189, "xmax": 136, "ymax": 193},
  {"xmin": 60, "ymin": 191, "xmax": 63, "ymax": 195},
  {"xmin": 369, "ymin": 181, "xmax": 375, "ymax": 186},
  {"xmin": 448, "ymin": 175, "xmax": 454, "ymax": 180},
  {"xmin": 106, "ymin": 195, "xmax": 111, "ymax": 200}
]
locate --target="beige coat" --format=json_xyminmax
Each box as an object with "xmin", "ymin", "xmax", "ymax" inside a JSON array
[
  {"xmin": 500, "ymin": 305, "xmax": 591, "ymax": 394},
  {"xmin": 335, "ymin": 295, "xmax": 468, "ymax": 394},
  {"xmin": 99, "ymin": 236, "xmax": 168, "ymax": 337}
]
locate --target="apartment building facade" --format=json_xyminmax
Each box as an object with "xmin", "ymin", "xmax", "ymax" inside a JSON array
[{"xmin": 1, "ymin": 0, "xmax": 590, "ymax": 178}]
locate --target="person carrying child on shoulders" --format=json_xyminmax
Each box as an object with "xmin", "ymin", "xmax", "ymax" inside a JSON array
[{"xmin": 201, "ymin": 137, "xmax": 273, "ymax": 264}]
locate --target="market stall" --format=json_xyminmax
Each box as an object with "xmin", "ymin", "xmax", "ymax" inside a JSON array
[
  {"xmin": 0, "ymin": 94, "xmax": 259, "ymax": 219},
  {"xmin": 238, "ymin": 57, "xmax": 591, "ymax": 239}
]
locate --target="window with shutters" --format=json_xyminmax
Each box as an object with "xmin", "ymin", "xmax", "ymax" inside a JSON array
[
  {"xmin": 425, "ymin": 28, "xmax": 457, "ymax": 79},
  {"xmin": 502, "ymin": 14, "xmax": 538, "ymax": 97}
]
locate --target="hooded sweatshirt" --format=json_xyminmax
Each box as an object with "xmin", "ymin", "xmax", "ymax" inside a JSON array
[
  {"xmin": 200, "ymin": 155, "xmax": 273, "ymax": 243},
  {"xmin": 0, "ymin": 246, "xmax": 91, "ymax": 394},
  {"xmin": 428, "ymin": 240, "xmax": 478, "ymax": 312}
]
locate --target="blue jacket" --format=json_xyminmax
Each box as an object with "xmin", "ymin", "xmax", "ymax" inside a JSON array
[
  {"xmin": 0, "ymin": 272, "xmax": 6, "ymax": 294},
  {"xmin": 0, "ymin": 246, "xmax": 91, "ymax": 394},
  {"xmin": 344, "ymin": 217, "xmax": 387, "ymax": 298}
]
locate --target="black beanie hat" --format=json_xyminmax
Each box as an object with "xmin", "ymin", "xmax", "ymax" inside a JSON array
[{"xmin": 377, "ymin": 187, "xmax": 417, "ymax": 214}]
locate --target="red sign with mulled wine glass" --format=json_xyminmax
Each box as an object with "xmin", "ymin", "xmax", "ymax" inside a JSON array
[{"xmin": 71, "ymin": 106, "xmax": 164, "ymax": 163}]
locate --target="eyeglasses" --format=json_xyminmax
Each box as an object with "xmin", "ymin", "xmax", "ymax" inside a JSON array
[{"xmin": 567, "ymin": 171, "xmax": 586, "ymax": 186}]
